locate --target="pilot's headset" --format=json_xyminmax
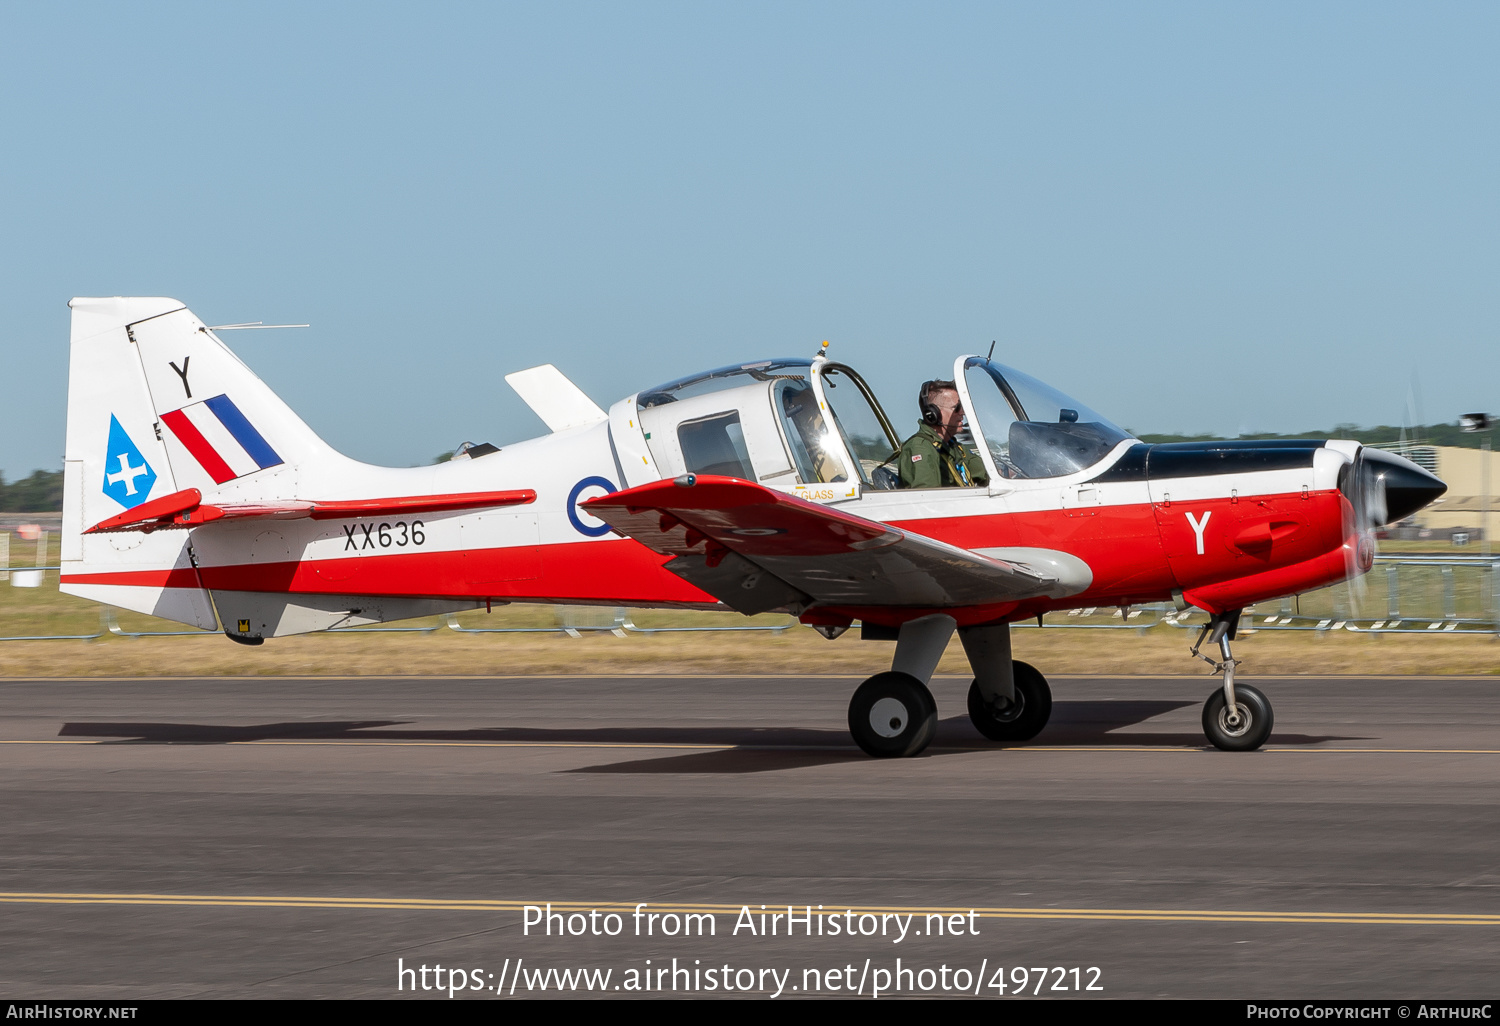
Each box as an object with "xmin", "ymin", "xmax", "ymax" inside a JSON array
[{"xmin": 919, "ymin": 380, "xmax": 945, "ymax": 426}]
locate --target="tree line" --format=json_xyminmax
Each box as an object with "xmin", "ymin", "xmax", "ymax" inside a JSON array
[
  {"xmin": 0, "ymin": 470, "xmax": 63, "ymax": 512},
  {"xmin": 1134, "ymin": 424, "xmax": 1485, "ymax": 448}
]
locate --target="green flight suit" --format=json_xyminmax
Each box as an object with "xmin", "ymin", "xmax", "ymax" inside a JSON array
[{"xmin": 896, "ymin": 422, "xmax": 990, "ymax": 489}]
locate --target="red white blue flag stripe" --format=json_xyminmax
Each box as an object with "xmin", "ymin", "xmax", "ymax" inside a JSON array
[{"xmin": 161, "ymin": 394, "xmax": 283, "ymax": 484}]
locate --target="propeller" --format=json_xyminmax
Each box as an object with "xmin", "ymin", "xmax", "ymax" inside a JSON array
[{"xmin": 1338, "ymin": 447, "xmax": 1447, "ymax": 610}]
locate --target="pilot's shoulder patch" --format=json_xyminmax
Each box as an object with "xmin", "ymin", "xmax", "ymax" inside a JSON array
[{"xmin": 911, "ymin": 453, "xmax": 923, "ymax": 462}]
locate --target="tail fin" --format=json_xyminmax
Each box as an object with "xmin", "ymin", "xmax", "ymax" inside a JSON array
[{"xmin": 60, "ymin": 297, "xmax": 345, "ymax": 627}]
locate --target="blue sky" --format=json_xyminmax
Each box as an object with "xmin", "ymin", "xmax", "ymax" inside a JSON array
[{"xmin": 2, "ymin": 2, "xmax": 1496, "ymax": 475}]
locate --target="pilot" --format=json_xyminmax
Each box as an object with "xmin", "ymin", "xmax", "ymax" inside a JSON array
[{"xmin": 896, "ymin": 380, "xmax": 989, "ymax": 489}]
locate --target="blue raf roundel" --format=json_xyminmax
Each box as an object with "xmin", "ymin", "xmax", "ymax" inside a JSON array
[{"xmin": 567, "ymin": 476, "xmax": 618, "ymax": 537}]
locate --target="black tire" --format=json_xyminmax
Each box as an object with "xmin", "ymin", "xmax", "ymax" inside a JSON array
[
  {"xmin": 1202, "ymin": 684, "xmax": 1273, "ymax": 751},
  {"xmin": 967, "ymin": 660, "xmax": 1053, "ymax": 742},
  {"xmin": 848, "ymin": 671, "xmax": 938, "ymax": 758}
]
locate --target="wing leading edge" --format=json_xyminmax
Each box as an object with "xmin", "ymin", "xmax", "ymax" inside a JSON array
[{"xmin": 581, "ymin": 475, "xmax": 1063, "ymax": 615}]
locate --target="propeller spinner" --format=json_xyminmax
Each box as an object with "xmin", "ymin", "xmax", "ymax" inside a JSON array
[{"xmin": 1339, "ymin": 447, "xmax": 1447, "ymax": 574}]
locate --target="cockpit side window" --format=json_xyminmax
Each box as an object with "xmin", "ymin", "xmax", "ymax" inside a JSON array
[
  {"xmin": 775, "ymin": 381, "xmax": 846, "ymax": 484},
  {"xmin": 820, "ymin": 364, "xmax": 901, "ymax": 489},
  {"xmin": 677, "ymin": 412, "xmax": 755, "ymax": 481}
]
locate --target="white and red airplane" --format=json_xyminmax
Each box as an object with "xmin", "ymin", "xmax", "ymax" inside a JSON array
[{"xmin": 59, "ymin": 297, "xmax": 1446, "ymax": 757}]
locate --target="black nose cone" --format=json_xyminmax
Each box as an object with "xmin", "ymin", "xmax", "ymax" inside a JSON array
[{"xmin": 1357, "ymin": 448, "xmax": 1448, "ymax": 524}]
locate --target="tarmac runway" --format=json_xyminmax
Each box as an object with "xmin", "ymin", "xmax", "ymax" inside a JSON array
[{"xmin": 1, "ymin": 672, "xmax": 1497, "ymax": 1000}]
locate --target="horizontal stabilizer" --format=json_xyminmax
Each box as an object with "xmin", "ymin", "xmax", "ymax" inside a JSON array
[
  {"xmin": 87, "ymin": 487, "xmax": 536, "ymax": 533},
  {"xmin": 504, "ymin": 364, "xmax": 608, "ymax": 433}
]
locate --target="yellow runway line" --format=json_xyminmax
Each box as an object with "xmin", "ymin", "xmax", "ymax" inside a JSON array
[
  {"xmin": 0, "ymin": 739, "xmax": 737, "ymax": 751},
  {"xmin": 1265, "ymin": 748, "xmax": 1500, "ymax": 754},
  {"xmin": 0, "ymin": 892, "xmax": 1495, "ymax": 927},
  {"xmin": 10, "ymin": 674, "xmax": 1500, "ymax": 682},
  {"xmin": 1006, "ymin": 746, "xmax": 1500, "ymax": 755},
  {"xmin": 235, "ymin": 740, "xmax": 738, "ymax": 750}
]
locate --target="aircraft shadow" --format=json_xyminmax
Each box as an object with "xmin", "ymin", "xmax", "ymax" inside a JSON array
[
  {"xmin": 60, "ymin": 720, "xmax": 851, "ymax": 747},
  {"xmin": 571, "ymin": 700, "xmax": 1368, "ymax": 773},
  {"xmin": 58, "ymin": 701, "xmax": 1369, "ymax": 774},
  {"xmin": 60, "ymin": 720, "xmax": 412, "ymax": 745}
]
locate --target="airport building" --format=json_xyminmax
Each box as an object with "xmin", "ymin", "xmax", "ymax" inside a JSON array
[{"xmin": 1385, "ymin": 444, "xmax": 1498, "ymax": 544}]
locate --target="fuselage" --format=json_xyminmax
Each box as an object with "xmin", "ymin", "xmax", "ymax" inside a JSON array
[
  {"xmin": 120, "ymin": 407, "xmax": 1360, "ymax": 625},
  {"xmin": 59, "ymin": 312, "xmax": 1443, "ymax": 636}
]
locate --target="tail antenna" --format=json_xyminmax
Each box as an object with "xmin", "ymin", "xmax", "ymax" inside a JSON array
[{"xmin": 986, "ymin": 340, "xmax": 996, "ymax": 362}]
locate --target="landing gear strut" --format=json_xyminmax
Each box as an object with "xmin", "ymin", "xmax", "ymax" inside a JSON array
[
  {"xmin": 1191, "ymin": 609, "xmax": 1273, "ymax": 751},
  {"xmin": 960, "ymin": 620, "xmax": 1051, "ymax": 741}
]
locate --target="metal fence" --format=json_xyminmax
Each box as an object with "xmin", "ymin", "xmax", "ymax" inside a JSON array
[{"xmin": 3, "ymin": 553, "xmax": 1499, "ymax": 641}]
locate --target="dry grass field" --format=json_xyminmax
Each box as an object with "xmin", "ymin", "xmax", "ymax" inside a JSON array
[
  {"xmin": 2, "ymin": 567, "xmax": 1498, "ymax": 678},
  {"xmin": 2, "ymin": 623, "xmax": 1498, "ymax": 679}
]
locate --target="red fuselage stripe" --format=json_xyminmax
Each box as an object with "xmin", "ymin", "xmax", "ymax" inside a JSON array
[
  {"xmin": 62, "ymin": 567, "xmax": 204, "ymax": 588},
  {"xmin": 63, "ymin": 488, "xmax": 1353, "ymax": 615},
  {"xmin": 68, "ymin": 540, "xmax": 715, "ymax": 605}
]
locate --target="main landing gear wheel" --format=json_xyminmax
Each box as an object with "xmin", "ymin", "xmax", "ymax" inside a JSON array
[
  {"xmin": 967, "ymin": 660, "xmax": 1053, "ymax": 742},
  {"xmin": 848, "ymin": 672, "xmax": 938, "ymax": 758},
  {"xmin": 1202, "ymin": 684, "xmax": 1273, "ymax": 751}
]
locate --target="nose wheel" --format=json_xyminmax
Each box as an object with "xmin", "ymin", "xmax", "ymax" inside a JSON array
[
  {"xmin": 1202, "ymin": 683, "xmax": 1273, "ymax": 751},
  {"xmin": 1192, "ymin": 609, "xmax": 1274, "ymax": 751},
  {"xmin": 848, "ymin": 672, "xmax": 938, "ymax": 758}
]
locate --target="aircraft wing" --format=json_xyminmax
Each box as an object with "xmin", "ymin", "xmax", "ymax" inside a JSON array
[
  {"xmin": 86, "ymin": 487, "xmax": 536, "ymax": 533},
  {"xmin": 581, "ymin": 475, "xmax": 1061, "ymax": 615}
]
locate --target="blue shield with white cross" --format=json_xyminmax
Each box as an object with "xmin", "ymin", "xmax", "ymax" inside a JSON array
[{"xmin": 101, "ymin": 414, "xmax": 158, "ymax": 509}]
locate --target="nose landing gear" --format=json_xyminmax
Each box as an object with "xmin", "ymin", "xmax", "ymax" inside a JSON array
[
  {"xmin": 1202, "ymin": 683, "xmax": 1273, "ymax": 751},
  {"xmin": 1192, "ymin": 609, "xmax": 1274, "ymax": 751}
]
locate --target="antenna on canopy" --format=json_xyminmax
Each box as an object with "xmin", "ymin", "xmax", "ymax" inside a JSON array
[
  {"xmin": 207, "ymin": 322, "xmax": 312, "ymax": 330},
  {"xmin": 986, "ymin": 340, "xmax": 996, "ymax": 362}
]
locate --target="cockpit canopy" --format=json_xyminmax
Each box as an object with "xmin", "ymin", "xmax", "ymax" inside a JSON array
[
  {"xmin": 960, "ymin": 358, "xmax": 1132, "ymax": 480},
  {"xmin": 633, "ymin": 356, "xmax": 1133, "ymax": 491}
]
